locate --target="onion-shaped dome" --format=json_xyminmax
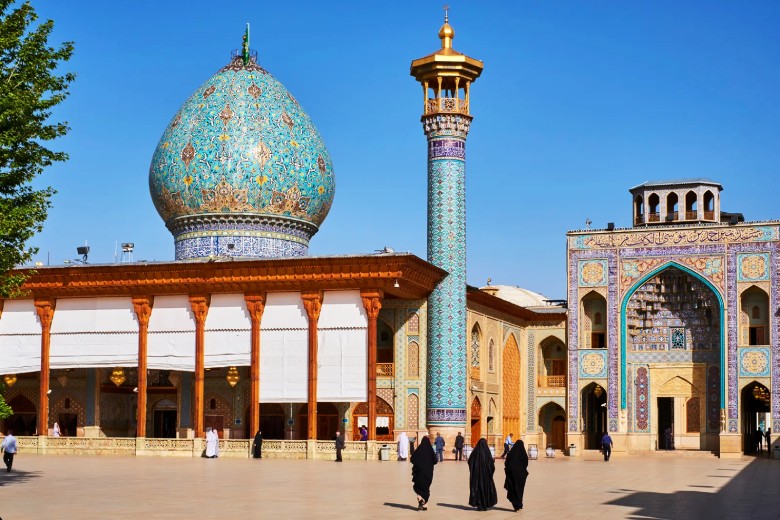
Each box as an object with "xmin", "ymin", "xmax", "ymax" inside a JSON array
[{"xmin": 149, "ymin": 49, "xmax": 335, "ymax": 260}]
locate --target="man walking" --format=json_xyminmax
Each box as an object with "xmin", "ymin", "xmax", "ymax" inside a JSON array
[
  {"xmin": 601, "ymin": 432, "xmax": 613, "ymax": 462},
  {"xmin": 434, "ymin": 432, "xmax": 445, "ymax": 462},
  {"xmin": 2, "ymin": 430, "xmax": 18, "ymax": 472},
  {"xmin": 334, "ymin": 430, "xmax": 345, "ymax": 462},
  {"xmin": 501, "ymin": 433, "xmax": 514, "ymax": 458},
  {"xmin": 454, "ymin": 432, "xmax": 465, "ymax": 461}
]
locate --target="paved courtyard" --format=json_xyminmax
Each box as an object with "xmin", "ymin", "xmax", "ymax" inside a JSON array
[{"xmin": 0, "ymin": 452, "xmax": 777, "ymax": 519}]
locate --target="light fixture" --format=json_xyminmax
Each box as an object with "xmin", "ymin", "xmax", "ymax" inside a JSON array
[
  {"xmin": 57, "ymin": 374, "xmax": 68, "ymax": 387},
  {"xmin": 393, "ymin": 279, "xmax": 400, "ymax": 289},
  {"xmin": 76, "ymin": 245, "xmax": 90, "ymax": 263},
  {"xmin": 593, "ymin": 385, "xmax": 604, "ymax": 398},
  {"xmin": 133, "ymin": 387, "xmax": 139, "ymax": 393},
  {"xmin": 3, "ymin": 374, "xmax": 17, "ymax": 387},
  {"xmin": 752, "ymin": 385, "xmax": 769, "ymax": 402},
  {"xmin": 226, "ymin": 366, "xmax": 240, "ymax": 387},
  {"xmin": 47, "ymin": 389, "xmax": 52, "ymax": 395},
  {"xmin": 168, "ymin": 372, "xmax": 181, "ymax": 388},
  {"xmin": 110, "ymin": 367, "xmax": 126, "ymax": 387}
]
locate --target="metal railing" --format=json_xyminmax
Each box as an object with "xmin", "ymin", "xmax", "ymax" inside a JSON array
[{"xmin": 425, "ymin": 97, "xmax": 469, "ymax": 115}]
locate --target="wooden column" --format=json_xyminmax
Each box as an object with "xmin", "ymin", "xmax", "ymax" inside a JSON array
[
  {"xmin": 132, "ymin": 296, "xmax": 153, "ymax": 438},
  {"xmin": 361, "ymin": 290, "xmax": 383, "ymax": 441},
  {"xmin": 34, "ymin": 299, "xmax": 55, "ymax": 436},
  {"xmin": 189, "ymin": 295, "xmax": 210, "ymax": 438},
  {"xmin": 301, "ymin": 291, "xmax": 322, "ymax": 440},
  {"xmin": 244, "ymin": 293, "xmax": 266, "ymax": 437}
]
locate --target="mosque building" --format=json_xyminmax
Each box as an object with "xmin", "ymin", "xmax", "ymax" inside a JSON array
[
  {"xmin": 1, "ymin": 16, "xmax": 774, "ymax": 460},
  {"xmin": 0, "ymin": 18, "xmax": 566, "ymax": 458}
]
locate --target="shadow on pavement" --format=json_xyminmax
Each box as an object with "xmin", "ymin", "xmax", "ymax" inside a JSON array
[
  {"xmin": 383, "ymin": 502, "xmax": 419, "ymax": 511},
  {"xmin": 604, "ymin": 457, "xmax": 778, "ymax": 520},
  {"xmin": 0, "ymin": 469, "xmax": 42, "ymax": 487}
]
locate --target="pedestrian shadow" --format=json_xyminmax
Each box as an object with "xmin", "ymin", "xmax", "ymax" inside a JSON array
[
  {"xmin": 0, "ymin": 469, "xmax": 42, "ymax": 487},
  {"xmin": 383, "ymin": 502, "xmax": 419, "ymax": 511},
  {"xmin": 437, "ymin": 503, "xmax": 515, "ymax": 512}
]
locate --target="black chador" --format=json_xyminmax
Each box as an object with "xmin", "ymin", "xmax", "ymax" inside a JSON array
[
  {"xmin": 411, "ymin": 436, "xmax": 438, "ymax": 510},
  {"xmin": 468, "ymin": 438, "xmax": 497, "ymax": 511},
  {"xmin": 252, "ymin": 430, "xmax": 263, "ymax": 459},
  {"xmin": 504, "ymin": 439, "xmax": 529, "ymax": 512}
]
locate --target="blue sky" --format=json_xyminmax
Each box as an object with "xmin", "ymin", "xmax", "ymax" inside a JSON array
[{"xmin": 29, "ymin": 1, "xmax": 780, "ymax": 298}]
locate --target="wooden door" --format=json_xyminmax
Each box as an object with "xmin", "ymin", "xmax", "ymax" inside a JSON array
[
  {"xmin": 551, "ymin": 416, "xmax": 565, "ymax": 450},
  {"xmin": 205, "ymin": 415, "xmax": 224, "ymax": 436}
]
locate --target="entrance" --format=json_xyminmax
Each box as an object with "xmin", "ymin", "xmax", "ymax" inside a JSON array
[
  {"xmin": 582, "ymin": 383, "xmax": 607, "ymax": 449},
  {"xmin": 257, "ymin": 403, "xmax": 285, "ymax": 439},
  {"xmin": 205, "ymin": 415, "xmax": 224, "ymax": 437},
  {"xmin": 153, "ymin": 410, "xmax": 177, "ymax": 438},
  {"xmin": 4, "ymin": 395, "xmax": 36, "ymax": 436},
  {"xmin": 657, "ymin": 397, "xmax": 674, "ymax": 450},
  {"xmin": 539, "ymin": 402, "xmax": 567, "ymax": 450},
  {"xmin": 470, "ymin": 396, "xmax": 482, "ymax": 445},
  {"xmin": 58, "ymin": 413, "xmax": 78, "ymax": 436},
  {"xmin": 741, "ymin": 382, "xmax": 771, "ymax": 454}
]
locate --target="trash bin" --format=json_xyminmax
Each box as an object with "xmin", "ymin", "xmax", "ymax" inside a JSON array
[
  {"xmin": 569, "ymin": 444, "xmax": 576, "ymax": 457},
  {"xmin": 379, "ymin": 444, "xmax": 390, "ymax": 461},
  {"xmin": 773, "ymin": 447, "xmax": 780, "ymax": 460}
]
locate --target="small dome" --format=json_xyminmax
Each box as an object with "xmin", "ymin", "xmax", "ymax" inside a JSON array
[
  {"xmin": 438, "ymin": 22, "xmax": 455, "ymax": 40},
  {"xmin": 149, "ymin": 53, "xmax": 335, "ymax": 260},
  {"xmin": 480, "ymin": 285, "xmax": 550, "ymax": 308}
]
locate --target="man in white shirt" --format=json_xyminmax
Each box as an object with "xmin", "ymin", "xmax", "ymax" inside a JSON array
[
  {"xmin": 501, "ymin": 433, "xmax": 514, "ymax": 459},
  {"xmin": 2, "ymin": 430, "xmax": 18, "ymax": 472}
]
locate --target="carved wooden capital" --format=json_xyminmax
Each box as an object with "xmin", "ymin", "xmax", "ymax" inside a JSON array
[
  {"xmin": 132, "ymin": 295, "xmax": 154, "ymax": 326},
  {"xmin": 361, "ymin": 289, "xmax": 383, "ymax": 320},
  {"xmin": 34, "ymin": 298, "xmax": 56, "ymax": 328},
  {"xmin": 301, "ymin": 291, "xmax": 323, "ymax": 322},
  {"xmin": 244, "ymin": 293, "xmax": 266, "ymax": 322},
  {"xmin": 188, "ymin": 294, "xmax": 210, "ymax": 324}
]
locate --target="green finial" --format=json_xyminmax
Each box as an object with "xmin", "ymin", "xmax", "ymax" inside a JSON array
[{"xmin": 242, "ymin": 23, "xmax": 250, "ymax": 66}]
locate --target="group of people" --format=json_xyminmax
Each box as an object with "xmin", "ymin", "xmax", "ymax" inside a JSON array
[
  {"xmin": 755, "ymin": 426, "xmax": 771, "ymax": 455},
  {"xmin": 411, "ymin": 435, "xmax": 529, "ymax": 512}
]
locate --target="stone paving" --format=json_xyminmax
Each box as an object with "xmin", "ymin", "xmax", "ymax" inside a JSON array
[{"xmin": 0, "ymin": 452, "xmax": 777, "ymax": 519}]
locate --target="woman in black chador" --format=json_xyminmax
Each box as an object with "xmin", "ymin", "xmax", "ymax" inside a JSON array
[
  {"xmin": 468, "ymin": 438, "xmax": 497, "ymax": 511},
  {"xmin": 252, "ymin": 430, "xmax": 263, "ymax": 459},
  {"xmin": 411, "ymin": 436, "xmax": 438, "ymax": 511},
  {"xmin": 503, "ymin": 439, "xmax": 529, "ymax": 512}
]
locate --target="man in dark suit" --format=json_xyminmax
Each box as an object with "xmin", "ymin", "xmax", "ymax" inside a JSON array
[{"xmin": 335, "ymin": 430, "xmax": 345, "ymax": 462}]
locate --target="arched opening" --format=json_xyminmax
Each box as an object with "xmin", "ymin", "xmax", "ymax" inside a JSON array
[
  {"xmin": 703, "ymin": 191, "xmax": 715, "ymax": 220},
  {"xmin": 3, "ymin": 395, "xmax": 36, "ymax": 436},
  {"xmin": 377, "ymin": 319, "xmax": 394, "ymax": 377},
  {"xmin": 741, "ymin": 382, "xmax": 770, "ymax": 454},
  {"xmin": 539, "ymin": 402, "xmax": 566, "ymax": 450},
  {"xmin": 470, "ymin": 396, "xmax": 482, "ymax": 445},
  {"xmin": 539, "ymin": 337, "xmax": 566, "ymax": 388},
  {"xmin": 648, "ymin": 193, "xmax": 660, "ymax": 222},
  {"xmin": 502, "ymin": 334, "xmax": 521, "ymax": 439},
  {"xmin": 685, "ymin": 191, "xmax": 697, "ymax": 219},
  {"xmin": 298, "ymin": 402, "xmax": 340, "ymax": 440},
  {"xmin": 741, "ymin": 287, "xmax": 769, "ymax": 346},
  {"xmin": 634, "ymin": 195, "xmax": 644, "ymax": 224},
  {"xmin": 470, "ymin": 323, "xmax": 481, "ymax": 380},
  {"xmin": 666, "ymin": 192, "xmax": 679, "ymax": 221},
  {"xmin": 624, "ymin": 264, "xmax": 723, "ymax": 451},
  {"xmin": 581, "ymin": 291, "xmax": 607, "ymax": 348},
  {"xmin": 152, "ymin": 398, "xmax": 177, "ymax": 439},
  {"xmin": 581, "ymin": 383, "xmax": 607, "ymax": 449},
  {"xmin": 353, "ymin": 397, "xmax": 394, "ymax": 441},
  {"xmin": 53, "ymin": 395, "xmax": 78, "ymax": 436}
]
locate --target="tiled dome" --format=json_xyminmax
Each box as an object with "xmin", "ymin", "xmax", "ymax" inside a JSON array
[{"xmin": 149, "ymin": 52, "xmax": 335, "ymax": 260}]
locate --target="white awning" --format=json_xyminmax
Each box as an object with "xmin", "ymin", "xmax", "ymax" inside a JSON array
[
  {"xmin": 317, "ymin": 328, "xmax": 367, "ymax": 402},
  {"xmin": 205, "ymin": 294, "xmax": 250, "ymax": 368},
  {"xmin": 147, "ymin": 295, "xmax": 195, "ymax": 371},
  {"xmin": 50, "ymin": 297, "xmax": 138, "ymax": 333},
  {"xmin": 0, "ymin": 300, "xmax": 41, "ymax": 374},
  {"xmin": 261, "ymin": 292, "xmax": 307, "ymax": 329},
  {"xmin": 318, "ymin": 291, "xmax": 368, "ymax": 328},
  {"xmin": 260, "ymin": 329, "xmax": 308, "ymax": 403}
]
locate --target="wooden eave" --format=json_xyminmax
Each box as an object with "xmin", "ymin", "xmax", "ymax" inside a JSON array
[
  {"xmin": 11, "ymin": 253, "xmax": 447, "ymax": 300},
  {"xmin": 466, "ymin": 287, "xmax": 567, "ymax": 322}
]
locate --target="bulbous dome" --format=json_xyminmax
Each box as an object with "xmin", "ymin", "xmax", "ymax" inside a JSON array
[{"xmin": 149, "ymin": 53, "xmax": 335, "ymax": 260}]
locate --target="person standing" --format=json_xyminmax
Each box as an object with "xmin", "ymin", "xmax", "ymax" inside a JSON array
[
  {"xmin": 765, "ymin": 428, "xmax": 772, "ymax": 458},
  {"xmin": 454, "ymin": 432, "xmax": 465, "ymax": 461},
  {"xmin": 434, "ymin": 432, "xmax": 445, "ymax": 462},
  {"xmin": 411, "ymin": 436, "xmax": 437, "ymax": 510},
  {"xmin": 601, "ymin": 432, "xmax": 613, "ymax": 462},
  {"xmin": 204, "ymin": 427, "xmax": 219, "ymax": 458},
  {"xmin": 468, "ymin": 438, "xmax": 497, "ymax": 511},
  {"xmin": 53, "ymin": 422, "xmax": 61, "ymax": 437},
  {"xmin": 504, "ymin": 438, "xmax": 529, "ymax": 512},
  {"xmin": 334, "ymin": 430, "xmax": 345, "ymax": 462},
  {"xmin": 501, "ymin": 433, "xmax": 514, "ymax": 458},
  {"xmin": 252, "ymin": 430, "xmax": 263, "ymax": 459},
  {"xmin": 359, "ymin": 425, "xmax": 368, "ymax": 441},
  {"xmin": 397, "ymin": 431, "xmax": 410, "ymax": 461},
  {"xmin": 756, "ymin": 428, "xmax": 763, "ymax": 454},
  {"xmin": 2, "ymin": 430, "xmax": 18, "ymax": 472}
]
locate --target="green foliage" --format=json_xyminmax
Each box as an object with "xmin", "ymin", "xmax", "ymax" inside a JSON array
[
  {"xmin": 0, "ymin": 382, "xmax": 11, "ymax": 419},
  {"xmin": 0, "ymin": 0, "xmax": 74, "ymax": 297}
]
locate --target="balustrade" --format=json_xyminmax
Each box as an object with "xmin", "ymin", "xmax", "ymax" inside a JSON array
[
  {"xmin": 377, "ymin": 363, "xmax": 394, "ymax": 377},
  {"xmin": 538, "ymin": 375, "xmax": 566, "ymax": 388},
  {"xmin": 425, "ymin": 97, "xmax": 469, "ymax": 115}
]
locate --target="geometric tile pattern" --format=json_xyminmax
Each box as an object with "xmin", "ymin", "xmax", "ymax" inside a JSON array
[
  {"xmin": 527, "ymin": 329, "xmax": 535, "ymax": 432},
  {"xmin": 739, "ymin": 347, "xmax": 771, "ymax": 377},
  {"xmin": 579, "ymin": 350, "xmax": 608, "ymax": 378},
  {"xmin": 635, "ymin": 367, "xmax": 649, "ymax": 432},
  {"xmin": 737, "ymin": 252, "xmax": 770, "ymax": 282},
  {"xmin": 149, "ymin": 54, "xmax": 334, "ymax": 259},
  {"xmin": 579, "ymin": 259, "xmax": 607, "ymax": 287},
  {"xmin": 707, "ymin": 365, "xmax": 720, "ymax": 433},
  {"xmin": 425, "ymin": 130, "xmax": 469, "ymax": 425}
]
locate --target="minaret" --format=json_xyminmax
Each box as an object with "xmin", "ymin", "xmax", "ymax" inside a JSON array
[{"xmin": 410, "ymin": 11, "xmax": 483, "ymax": 432}]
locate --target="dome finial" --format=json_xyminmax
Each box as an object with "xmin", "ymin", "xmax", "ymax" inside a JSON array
[
  {"xmin": 241, "ymin": 23, "xmax": 250, "ymax": 66},
  {"xmin": 438, "ymin": 5, "xmax": 455, "ymax": 49}
]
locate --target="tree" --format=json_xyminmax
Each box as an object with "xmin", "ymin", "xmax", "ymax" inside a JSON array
[{"xmin": 0, "ymin": 0, "xmax": 74, "ymax": 297}]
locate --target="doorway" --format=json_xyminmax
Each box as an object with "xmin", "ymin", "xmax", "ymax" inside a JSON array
[
  {"xmin": 205, "ymin": 415, "xmax": 224, "ymax": 437},
  {"xmin": 657, "ymin": 397, "xmax": 674, "ymax": 450},
  {"xmin": 153, "ymin": 410, "xmax": 177, "ymax": 438},
  {"xmin": 58, "ymin": 413, "xmax": 78, "ymax": 436},
  {"xmin": 470, "ymin": 396, "xmax": 482, "ymax": 445},
  {"xmin": 741, "ymin": 382, "xmax": 770, "ymax": 454},
  {"xmin": 4, "ymin": 395, "xmax": 37, "ymax": 436},
  {"xmin": 582, "ymin": 383, "xmax": 607, "ymax": 449}
]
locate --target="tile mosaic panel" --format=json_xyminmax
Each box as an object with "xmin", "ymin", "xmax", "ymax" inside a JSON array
[
  {"xmin": 579, "ymin": 350, "xmax": 608, "ymax": 379},
  {"xmin": 739, "ymin": 347, "xmax": 771, "ymax": 378},
  {"xmin": 737, "ymin": 252, "xmax": 770, "ymax": 282},
  {"xmin": 570, "ymin": 226, "xmax": 779, "ymax": 250},
  {"xmin": 579, "ymin": 259, "xmax": 608, "ymax": 287}
]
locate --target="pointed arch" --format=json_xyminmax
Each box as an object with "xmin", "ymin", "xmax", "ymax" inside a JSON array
[
  {"xmin": 620, "ymin": 261, "xmax": 725, "ymax": 409},
  {"xmin": 502, "ymin": 333, "xmax": 521, "ymax": 437},
  {"xmin": 470, "ymin": 323, "xmax": 482, "ymax": 368}
]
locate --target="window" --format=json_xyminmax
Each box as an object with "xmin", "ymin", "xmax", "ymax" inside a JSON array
[
  {"xmin": 488, "ymin": 339, "xmax": 495, "ymax": 372},
  {"xmin": 471, "ymin": 325, "xmax": 481, "ymax": 368}
]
